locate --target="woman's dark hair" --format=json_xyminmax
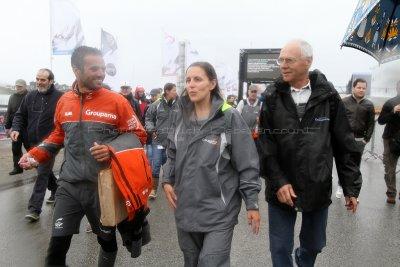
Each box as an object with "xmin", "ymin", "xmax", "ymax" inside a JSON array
[{"xmin": 185, "ymin": 61, "xmax": 222, "ymax": 98}]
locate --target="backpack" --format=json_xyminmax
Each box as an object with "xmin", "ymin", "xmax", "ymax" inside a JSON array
[{"xmin": 222, "ymin": 102, "xmax": 233, "ymax": 149}]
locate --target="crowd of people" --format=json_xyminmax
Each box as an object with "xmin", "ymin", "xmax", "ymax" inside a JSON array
[{"xmin": 3, "ymin": 39, "xmax": 400, "ymax": 267}]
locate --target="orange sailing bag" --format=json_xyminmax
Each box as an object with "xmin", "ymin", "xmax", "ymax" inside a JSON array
[{"xmin": 107, "ymin": 147, "xmax": 153, "ymax": 221}]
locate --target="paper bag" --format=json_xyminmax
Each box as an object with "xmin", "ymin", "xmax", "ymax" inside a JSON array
[{"xmin": 98, "ymin": 168, "xmax": 128, "ymax": 226}]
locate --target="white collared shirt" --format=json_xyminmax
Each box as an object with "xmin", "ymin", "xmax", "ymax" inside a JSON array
[{"xmin": 290, "ymin": 82, "xmax": 311, "ymax": 106}]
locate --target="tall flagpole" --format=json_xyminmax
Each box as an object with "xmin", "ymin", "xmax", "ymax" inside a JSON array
[{"xmin": 49, "ymin": 0, "xmax": 53, "ymax": 70}]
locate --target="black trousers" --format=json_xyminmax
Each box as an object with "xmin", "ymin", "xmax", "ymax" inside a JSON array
[
  {"xmin": 28, "ymin": 156, "xmax": 58, "ymax": 214},
  {"xmin": 45, "ymin": 234, "xmax": 117, "ymax": 266},
  {"xmin": 11, "ymin": 137, "xmax": 28, "ymax": 169}
]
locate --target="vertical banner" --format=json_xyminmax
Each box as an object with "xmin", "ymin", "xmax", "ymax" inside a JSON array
[
  {"xmin": 101, "ymin": 29, "xmax": 120, "ymax": 91},
  {"xmin": 162, "ymin": 32, "xmax": 180, "ymax": 76},
  {"xmin": 186, "ymin": 41, "xmax": 201, "ymax": 66},
  {"xmin": 215, "ymin": 63, "xmax": 239, "ymax": 98},
  {"xmin": 50, "ymin": 0, "xmax": 84, "ymax": 55}
]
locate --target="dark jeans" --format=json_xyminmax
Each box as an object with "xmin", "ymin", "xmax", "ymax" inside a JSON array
[
  {"xmin": 28, "ymin": 157, "xmax": 58, "ymax": 214},
  {"xmin": 268, "ymin": 203, "xmax": 328, "ymax": 267},
  {"xmin": 146, "ymin": 144, "xmax": 154, "ymax": 168},
  {"xmin": 11, "ymin": 137, "xmax": 28, "ymax": 170},
  {"xmin": 151, "ymin": 145, "xmax": 167, "ymax": 191}
]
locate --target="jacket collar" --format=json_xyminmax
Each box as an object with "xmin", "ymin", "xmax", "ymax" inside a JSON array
[
  {"xmin": 274, "ymin": 69, "xmax": 336, "ymax": 119},
  {"xmin": 38, "ymin": 84, "xmax": 55, "ymax": 95},
  {"xmin": 72, "ymin": 81, "xmax": 103, "ymax": 97},
  {"xmin": 351, "ymin": 94, "xmax": 365, "ymax": 103},
  {"xmin": 179, "ymin": 93, "xmax": 225, "ymax": 122},
  {"xmin": 276, "ymin": 70, "xmax": 333, "ymax": 95}
]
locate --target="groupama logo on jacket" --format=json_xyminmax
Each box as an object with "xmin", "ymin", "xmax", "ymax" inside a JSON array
[{"xmin": 85, "ymin": 109, "xmax": 117, "ymax": 120}]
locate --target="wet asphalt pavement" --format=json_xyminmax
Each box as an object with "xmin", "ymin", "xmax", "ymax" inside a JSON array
[{"xmin": 0, "ymin": 124, "xmax": 400, "ymax": 266}]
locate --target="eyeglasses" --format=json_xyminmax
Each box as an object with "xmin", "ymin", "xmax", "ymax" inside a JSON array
[{"xmin": 276, "ymin": 57, "xmax": 299, "ymax": 65}]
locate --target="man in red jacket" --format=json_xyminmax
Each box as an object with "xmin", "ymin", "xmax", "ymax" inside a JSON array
[{"xmin": 19, "ymin": 46, "xmax": 146, "ymax": 266}]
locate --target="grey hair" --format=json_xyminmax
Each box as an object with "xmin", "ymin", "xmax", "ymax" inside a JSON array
[
  {"xmin": 290, "ymin": 39, "xmax": 313, "ymax": 59},
  {"xmin": 248, "ymin": 84, "xmax": 258, "ymax": 91}
]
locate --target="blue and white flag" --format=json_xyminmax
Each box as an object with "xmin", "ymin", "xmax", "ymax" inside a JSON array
[{"xmin": 50, "ymin": 0, "xmax": 84, "ymax": 55}]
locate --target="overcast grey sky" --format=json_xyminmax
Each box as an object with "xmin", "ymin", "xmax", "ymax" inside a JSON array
[{"xmin": 0, "ymin": 0, "xmax": 382, "ymax": 90}]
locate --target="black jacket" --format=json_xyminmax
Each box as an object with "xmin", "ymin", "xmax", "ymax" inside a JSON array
[
  {"xmin": 377, "ymin": 95, "xmax": 400, "ymax": 139},
  {"xmin": 342, "ymin": 95, "xmax": 375, "ymax": 142},
  {"xmin": 4, "ymin": 91, "xmax": 27, "ymax": 129},
  {"xmin": 12, "ymin": 85, "xmax": 63, "ymax": 147},
  {"xmin": 259, "ymin": 70, "xmax": 362, "ymax": 212},
  {"xmin": 124, "ymin": 93, "xmax": 143, "ymax": 125}
]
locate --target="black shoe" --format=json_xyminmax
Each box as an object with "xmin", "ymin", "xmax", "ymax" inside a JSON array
[
  {"xmin": 98, "ymin": 249, "xmax": 117, "ymax": 267},
  {"xmin": 9, "ymin": 168, "xmax": 23, "ymax": 175}
]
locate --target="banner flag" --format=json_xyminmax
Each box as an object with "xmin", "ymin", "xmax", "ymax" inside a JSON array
[
  {"xmin": 162, "ymin": 32, "xmax": 180, "ymax": 76},
  {"xmin": 101, "ymin": 29, "xmax": 120, "ymax": 91},
  {"xmin": 50, "ymin": 0, "xmax": 84, "ymax": 55}
]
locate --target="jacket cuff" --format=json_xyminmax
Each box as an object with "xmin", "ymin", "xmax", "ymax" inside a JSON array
[
  {"xmin": 273, "ymin": 176, "xmax": 290, "ymax": 191},
  {"xmin": 245, "ymin": 198, "xmax": 259, "ymax": 210},
  {"xmin": 342, "ymin": 186, "xmax": 360, "ymax": 198},
  {"xmin": 29, "ymin": 147, "xmax": 50, "ymax": 164}
]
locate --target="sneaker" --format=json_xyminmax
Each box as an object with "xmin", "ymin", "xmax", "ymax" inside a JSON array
[
  {"xmin": 46, "ymin": 195, "xmax": 55, "ymax": 204},
  {"xmin": 387, "ymin": 196, "xmax": 396, "ymax": 204},
  {"xmin": 25, "ymin": 211, "xmax": 40, "ymax": 222},
  {"xmin": 9, "ymin": 168, "xmax": 23, "ymax": 175},
  {"xmin": 335, "ymin": 186, "xmax": 343, "ymax": 199},
  {"xmin": 148, "ymin": 190, "xmax": 157, "ymax": 200}
]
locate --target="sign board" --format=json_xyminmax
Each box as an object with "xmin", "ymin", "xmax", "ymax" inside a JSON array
[
  {"xmin": 245, "ymin": 52, "xmax": 281, "ymax": 81},
  {"xmin": 238, "ymin": 48, "xmax": 281, "ymax": 99}
]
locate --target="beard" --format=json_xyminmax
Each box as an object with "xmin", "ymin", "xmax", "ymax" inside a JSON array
[
  {"xmin": 82, "ymin": 77, "xmax": 104, "ymax": 91},
  {"xmin": 37, "ymin": 85, "xmax": 51, "ymax": 93}
]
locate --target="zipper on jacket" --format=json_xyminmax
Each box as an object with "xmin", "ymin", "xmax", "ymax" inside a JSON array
[
  {"xmin": 34, "ymin": 92, "xmax": 45, "ymax": 145},
  {"xmin": 79, "ymin": 94, "xmax": 86, "ymax": 178}
]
